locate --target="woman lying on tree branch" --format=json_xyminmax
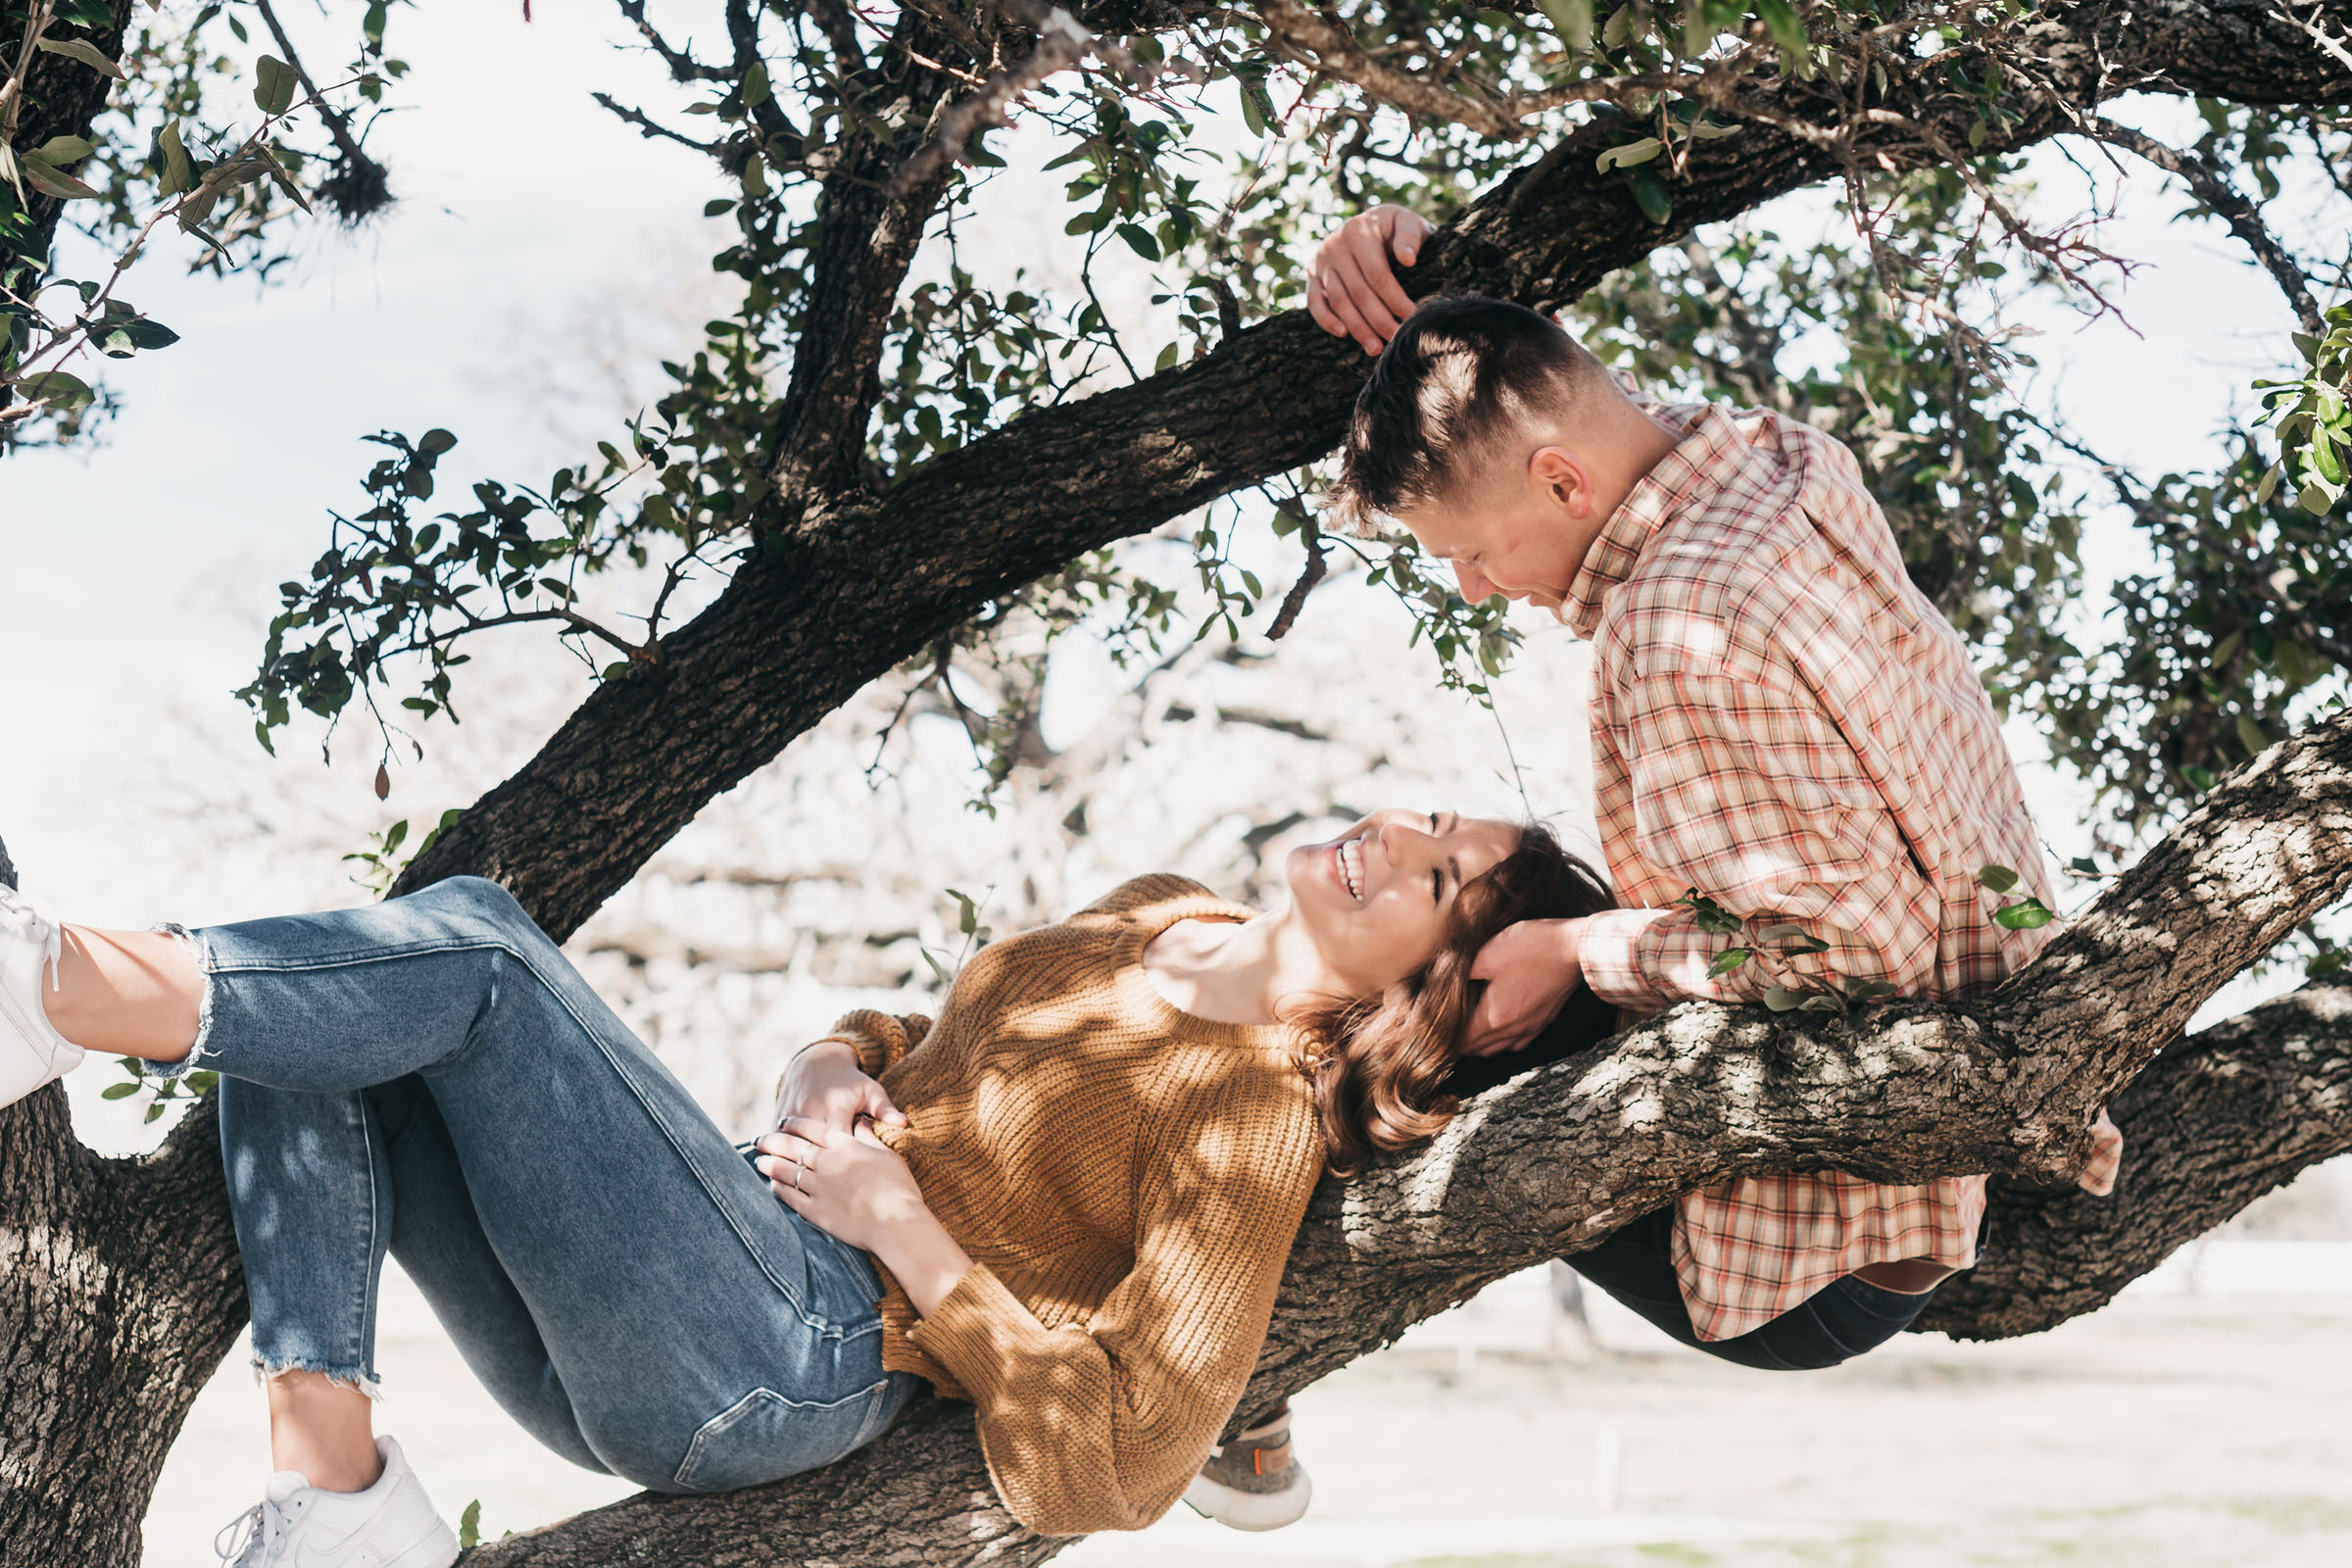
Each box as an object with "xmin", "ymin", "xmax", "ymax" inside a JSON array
[{"xmin": 2, "ymin": 808, "xmax": 1602, "ymax": 1562}]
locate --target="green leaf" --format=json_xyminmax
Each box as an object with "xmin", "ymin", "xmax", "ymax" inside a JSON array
[
  {"xmin": 1753, "ymin": 0, "xmax": 1808, "ymax": 54},
  {"xmin": 1993, "ymin": 898, "xmax": 2055, "ymax": 930},
  {"xmin": 1629, "ymin": 169, "xmax": 1674, "ymax": 224},
  {"xmin": 106, "ymin": 317, "xmax": 181, "ymax": 353},
  {"xmin": 1763, "ymin": 986, "xmax": 1802, "ymax": 1011},
  {"xmin": 1754, "ymin": 922, "xmax": 1810, "ymax": 944},
  {"xmin": 101, "ymin": 1081, "xmax": 141, "ymax": 1100},
  {"xmin": 2068, "ymin": 856, "xmax": 2101, "ymax": 876},
  {"xmin": 1538, "ymin": 0, "xmax": 1595, "ymax": 52},
  {"xmin": 1800, "ymin": 994, "xmax": 1846, "ymax": 1015},
  {"xmin": 158, "ymin": 121, "xmax": 194, "ymax": 196},
  {"xmin": 12, "ymin": 370, "xmax": 94, "ymax": 410},
  {"xmin": 2234, "ymin": 710, "xmax": 2270, "ymax": 759},
  {"xmin": 1595, "ymin": 136, "xmax": 1663, "ymax": 172},
  {"xmin": 459, "ymin": 1500, "xmax": 481, "ymax": 1550},
  {"xmin": 35, "ymin": 36, "xmax": 123, "ymax": 78},
  {"xmin": 416, "ymin": 427, "xmax": 460, "ymax": 457},
  {"xmin": 1976, "ymin": 863, "xmax": 2019, "ymax": 895},
  {"xmin": 2181, "ymin": 763, "xmax": 2219, "ymax": 793},
  {"xmin": 740, "ymin": 61, "xmax": 770, "ymax": 110},
  {"xmin": 32, "ymin": 135, "xmax": 94, "ymax": 165},
  {"xmin": 1114, "ymin": 221, "xmax": 1160, "ymax": 261},
  {"xmin": 1841, "ymin": 978, "xmax": 1897, "ymax": 1004},
  {"xmin": 19, "ymin": 156, "xmax": 100, "ymax": 201},
  {"xmin": 255, "ymin": 55, "xmax": 301, "ymax": 117},
  {"xmin": 1706, "ymin": 947, "xmax": 1752, "ymax": 976}
]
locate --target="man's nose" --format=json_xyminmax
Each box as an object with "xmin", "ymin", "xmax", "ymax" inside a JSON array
[{"xmin": 1455, "ymin": 563, "xmax": 1497, "ymax": 604}]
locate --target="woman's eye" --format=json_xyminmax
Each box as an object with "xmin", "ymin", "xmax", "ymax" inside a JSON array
[{"xmin": 1431, "ymin": 868, "xmax": 1443, "ymax": 903}]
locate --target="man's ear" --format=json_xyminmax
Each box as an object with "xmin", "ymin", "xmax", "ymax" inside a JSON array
[{"xmin": 1526, "ymin": 445, "xmax": 1595, "ymax": 517}]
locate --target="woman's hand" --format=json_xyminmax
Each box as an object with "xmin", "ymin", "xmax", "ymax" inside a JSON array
[
  {"xmin": 772, "ymin": 1038, "xmax": 905, "ymax": 1142},
  {"xmin": 757, "ymin": 1119, "xmax": 928, "ymax": 1253},
  {"xmin": 1306, "ymin": 204, "xmax": 1435, "ymax": 355},
  {"xmin": 756, "ymin": 1120, "xmax": 974, "ymax": 1315}
]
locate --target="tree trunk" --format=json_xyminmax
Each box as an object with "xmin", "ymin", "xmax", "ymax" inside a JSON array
[{"xmin": 0, "ymin": 844, "xmax": 246, "ymax": 1561}]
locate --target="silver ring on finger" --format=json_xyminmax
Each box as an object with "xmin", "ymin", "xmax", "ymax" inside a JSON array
[{"xmin": 794, "ymin": 1158, "xmax": 808, "ymax": 1193}]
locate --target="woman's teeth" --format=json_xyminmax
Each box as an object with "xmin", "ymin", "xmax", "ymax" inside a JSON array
[{"xmin": 1339, "ymin": 837, "xmax": 1365, "ymax": 899}]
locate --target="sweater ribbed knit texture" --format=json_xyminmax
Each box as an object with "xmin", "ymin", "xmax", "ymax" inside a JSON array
[{"xmin": 820, "ymin": 874, "xmax": 1324, "ymax": 1536}]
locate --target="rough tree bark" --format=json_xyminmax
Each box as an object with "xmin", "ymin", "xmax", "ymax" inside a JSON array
[{"xmin": 5, "ymin": 1, "xmax": 2352, "ymax": 1563}]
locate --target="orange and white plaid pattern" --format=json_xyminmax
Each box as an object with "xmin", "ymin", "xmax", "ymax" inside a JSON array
[{"xmin": 1564, "ymin": 399, "xmax": 2123, "ymax": 1341}]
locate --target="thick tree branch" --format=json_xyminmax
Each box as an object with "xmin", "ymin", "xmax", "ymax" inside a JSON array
[
  {"xmin": 760, "ymin": 9, "xmax": 965, "ymax": 507},
  {"xmin": 1926, "ymin": 980, "xmax": 2352, "ymax": 1337}
]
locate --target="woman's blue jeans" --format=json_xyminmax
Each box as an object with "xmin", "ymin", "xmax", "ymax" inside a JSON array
[{"xmin": 196, "ymin": 876, "xmax": 919, "ymax": 1494}]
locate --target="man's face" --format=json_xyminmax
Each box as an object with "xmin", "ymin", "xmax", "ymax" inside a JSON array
[{"xmin": 1396, "ymin": 447, "xmax": 1597, "ymax": 616}]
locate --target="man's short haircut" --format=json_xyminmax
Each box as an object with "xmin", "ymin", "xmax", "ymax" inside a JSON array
[{"xmin": 1327, "ymin": 295, "xmax": 1614, "ymax": 532}]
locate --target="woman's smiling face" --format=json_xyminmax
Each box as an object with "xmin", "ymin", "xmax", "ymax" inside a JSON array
[{"xmin": 1284, "ymin": 808, "xmax": 1522, "ymax": 996}]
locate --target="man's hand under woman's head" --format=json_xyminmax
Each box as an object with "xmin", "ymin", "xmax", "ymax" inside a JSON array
[{"xmin": 1463, "ymin": 915, "xmax": 1590, "ymax": 1056}]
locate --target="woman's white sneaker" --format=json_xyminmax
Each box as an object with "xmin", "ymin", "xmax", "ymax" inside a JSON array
[
  {"xmin": 0, "ymin": 882, "xmax": 82, "ymax": 1109},
  {"xmin": 214, "ymin": 1436, "xmax": 460, "ymax": 1568}
]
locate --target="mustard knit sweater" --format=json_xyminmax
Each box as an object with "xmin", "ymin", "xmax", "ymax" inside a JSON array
[{"xmin": 818, "ymin": 875, "xmax": 1324, "ymax": 1537}]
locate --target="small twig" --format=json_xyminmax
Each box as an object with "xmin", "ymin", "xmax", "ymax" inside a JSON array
[
  {"xmin": 894, "ymin": 0, "xmax": 1097, "ymax": 194},
  {"xmin": 253, "ymin": 0, "xmax": 392, "ymax": 222},
  {"xmin": 590, "ymin": 91, "xmax": 725, "ymax": 154},
  {"xmin": 2275, "ymin": 0, "xmax": 2352, "ymax": 76},
  {"xmin": 0, "ymin": 0, "xmax": 59, "ymax": 149},
  {"xmin": 614, "ymin": 0, "xmax": 734, "ymax": 81},
  {"xmin": 1266, "ymin": 519, "xmax": 1328, "ymax": 641},
  {"xmin": 2085, "ymin": 115, "xmax": 2324, "ymax": 336}
]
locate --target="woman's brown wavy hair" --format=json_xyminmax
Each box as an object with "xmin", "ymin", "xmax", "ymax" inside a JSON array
[{"xmin": 1289, "ymin": 821, "xmax": 1613, "ymax": 1177}]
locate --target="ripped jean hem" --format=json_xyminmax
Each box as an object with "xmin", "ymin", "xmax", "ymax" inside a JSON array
[
  {"xmin": 145, "ymin": 922, "xmax": 218, "ymax": 1082},
  {"xmin": 251, "ymin": 1353, "xmax": 385, "ymax": 1402}
]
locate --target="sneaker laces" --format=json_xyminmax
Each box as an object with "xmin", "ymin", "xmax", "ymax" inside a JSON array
[
  {"xmin": 3, "ymin": 886, "xmax": 65, "ymax": 990},
  {"xmin": 213, "ymin": 1499, "xmax": 283, "ymax": 1567}
]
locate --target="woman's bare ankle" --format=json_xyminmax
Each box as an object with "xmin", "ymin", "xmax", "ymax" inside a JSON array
[
  {"xmin": 42, "ymin": 926, "xmax": 201, "ymax": 1059},
  {"xmin": 265, "ymin": 1369, "xmax": 383, "ymax": 1492}
]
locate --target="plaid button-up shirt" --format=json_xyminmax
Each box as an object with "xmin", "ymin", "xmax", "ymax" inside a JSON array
[{"xmin": 1566, "ymin": 399, "xmax": 2122, "ymax": 1342}]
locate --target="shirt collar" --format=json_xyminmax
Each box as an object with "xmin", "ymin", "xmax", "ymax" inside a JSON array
[{"xmin": 1561, "ymin": 402, "xmax": 1745, "ymax": 640}]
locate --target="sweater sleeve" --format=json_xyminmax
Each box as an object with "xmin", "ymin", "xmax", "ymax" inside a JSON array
[
  {"xmin": 905, "ymin": 1080, "xmax": 1322, "ymax": 1536},
  {"xmin": 813, "ymin": 1009, "xmax": 934, "ymax": 1078}
]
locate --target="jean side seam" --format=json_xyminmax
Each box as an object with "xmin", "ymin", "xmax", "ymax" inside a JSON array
[
  {"xmin": 201, "ymin": 932, "xmax": 520, "ymax": 976},
  {"xmin": 359, "ymin": 1092, "xmax": 381, "ymax": 1389}
]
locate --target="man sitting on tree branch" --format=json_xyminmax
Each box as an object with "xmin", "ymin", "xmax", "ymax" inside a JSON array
[{"xmin": 1193, "ymin": 205, "xmax": 2126, "ymax": 1532}]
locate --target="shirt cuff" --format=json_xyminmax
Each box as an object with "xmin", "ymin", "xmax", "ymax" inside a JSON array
[
  {"xmin": 903, "ymin": 1261, "xmax": 1032, "ymax": 1410},
  {"xmin": 1577, "ymin": 907, "xmax": 1676, "ymax": 1010},
  {"xmin": 2077, "ymin": 1106, "xmax": 2124, "ymax": 1197}
]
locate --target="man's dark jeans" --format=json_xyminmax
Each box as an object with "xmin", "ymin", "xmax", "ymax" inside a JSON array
[{"xmin": 1446, "ymin": 987, "xmax": 1938, "ymax": 1371}]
